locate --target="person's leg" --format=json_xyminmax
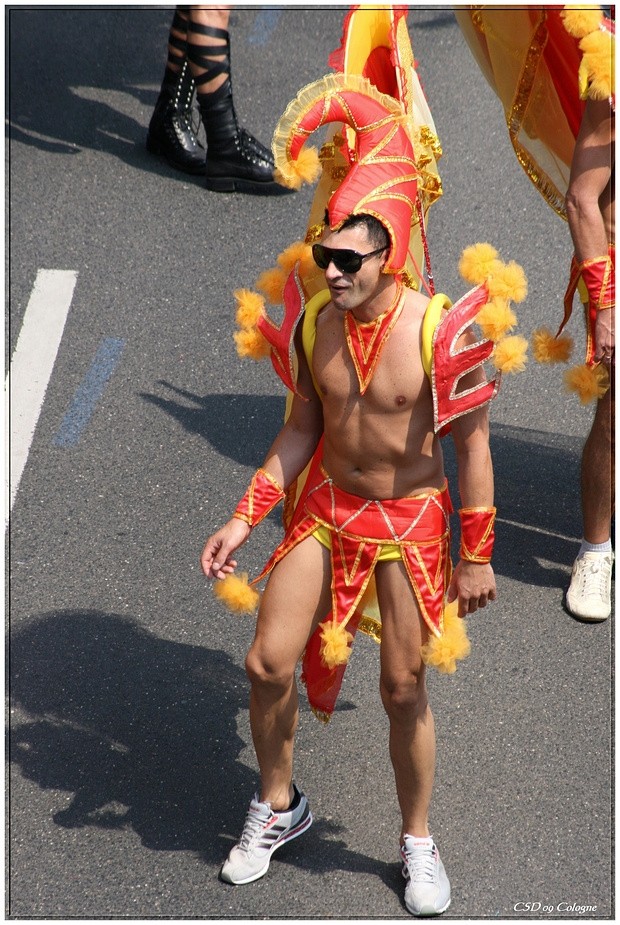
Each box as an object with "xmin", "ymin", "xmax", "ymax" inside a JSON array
[
  {"xmin": 375, "ymin": 558, "xmax": 451, "ymax": 917},
  {"xmin": 220, "ymin": 535, "xmax": 330, "ymax": 885},
  {"xmin": 375, "ymin": 559, "xmax": 434, "ymax": 839},
  {"xmin": 566, "ymin": 377, "xmax": 615, "ymax": 621},
  {"xmin": 146, "ymin": 7, "xmax": 206, "ymax": 174},
  {"xmin": 185, "ymin": 6, "xmax": 285, "ymax": 193},
  {"xmin": 581, "ymin": 382, "xmax": 614, "ymax": 543},
  {"xmin": 246, "ymin": 535, "xmax": 332, "ymax": 807}
]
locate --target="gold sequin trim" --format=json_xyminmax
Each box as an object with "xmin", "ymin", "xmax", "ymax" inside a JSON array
[
  {"xmin": 359, "ymin": 614, "xmax": 382, "ymax": 643},
  {"xmin": 506, "ymin": 10, "xmax": 568, "ymax": 221},
  {"xmin": 305, "ymin": 223, "xmax": 325, "ymax": 244}
]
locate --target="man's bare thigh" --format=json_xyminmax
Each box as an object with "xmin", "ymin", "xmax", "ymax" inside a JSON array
[
  {"xmin": 375, "ymin": 558, "xmax": 429, "ymax": 678},
  {"xmin": 252, "ymin": 535, "xmax": 332, "ymax": 669}
]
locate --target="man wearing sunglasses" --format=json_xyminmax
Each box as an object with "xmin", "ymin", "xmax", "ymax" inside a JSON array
[
  {"xmin": 202, "ymin": 216, "xmax": 496, "ymax": 916},
  {"xmin": 201, "ymin": 73, "xmax": 504, "ymax": 916}
]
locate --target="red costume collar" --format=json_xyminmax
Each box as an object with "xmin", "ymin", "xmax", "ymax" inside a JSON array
[{"xmin": 344, "ymin": 282, "xmax": 405, "ymax": 394}]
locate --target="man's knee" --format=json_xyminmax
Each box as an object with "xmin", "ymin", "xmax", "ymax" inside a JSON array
[
  {"xmin": 245, "ymin": 644, "xmax": 296, "ymax": 692},
  {"xmin": 380, "ymin": 668, "xmax": 428, "ymax": 720}
]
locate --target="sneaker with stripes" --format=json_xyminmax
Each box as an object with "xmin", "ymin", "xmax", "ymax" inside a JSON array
[{"xmin": 220, "ymin": 784, "xmax": 312, "ymax": 884}]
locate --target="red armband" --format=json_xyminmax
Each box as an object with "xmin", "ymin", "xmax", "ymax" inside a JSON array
[
  {"xmin": 459, "ymin": 507, "xmax": 496, "ymax": 563},
  {"xmin": 579, "ymin": 247, "xmax": 615, "ymax": 313},
  {"xmin": 234, "ymin": 468, "xmax": 285, "ymax": 528}
]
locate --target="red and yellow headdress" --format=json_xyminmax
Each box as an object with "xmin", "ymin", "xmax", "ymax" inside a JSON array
[{"xmin": 273, "ymin": 72, "xmax": 418, "ymax": 275}]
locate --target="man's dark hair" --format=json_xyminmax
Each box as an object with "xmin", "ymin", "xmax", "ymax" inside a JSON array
[{"xmin": 323, "ymin": 210, "xmax": 390, "ymax": 251}]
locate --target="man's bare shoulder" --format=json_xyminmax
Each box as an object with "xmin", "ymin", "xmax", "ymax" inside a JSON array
[{"xmin": 402, "ymin": 286, "xmax": 431, "ymax": 321}]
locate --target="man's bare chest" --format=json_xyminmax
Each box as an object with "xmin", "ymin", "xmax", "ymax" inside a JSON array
[{"xmin": 312, "ymin": 316, "xmax": 428, "ymax": 413}]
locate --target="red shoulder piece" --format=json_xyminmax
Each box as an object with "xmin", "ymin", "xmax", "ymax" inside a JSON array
[
  {"xmin": 432, "ymin": 284, "xmax": 500, "ymax": 435},
  {"xmin": 257, "ymin": 267, "xmax": 307, "ymax": 399}
]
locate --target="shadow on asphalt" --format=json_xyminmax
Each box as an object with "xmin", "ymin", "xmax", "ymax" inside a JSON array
[
  {"xmin": 9, "ymin": 610, "xmax": 254, "ymax": 860},
  {"xmin": 9, "ymin": 608, "xmax": 405, "ymax": 902},
  {"xmin": 140, "ymin": 382, "xmax": 286, "ymax": 467},
  {"xmin": 7, "ymin": 8, "xmax": 182, "ymax": 174},
  {"xmin": 141, "ymin": 383, "xmax": 585, "ymax": 591}
]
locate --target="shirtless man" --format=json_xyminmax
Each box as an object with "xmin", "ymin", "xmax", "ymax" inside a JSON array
[
  {"xmin": 564, "ymin": 95, "xmax": 615, "ymax": 621},
  {"xmin": 201, "ymin": 212, "xmax": 496, "ymax": 916}
]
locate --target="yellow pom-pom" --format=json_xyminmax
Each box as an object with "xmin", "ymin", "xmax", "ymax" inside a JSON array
[
  {"xmin": 213, "ymin": 573, "xmax": 260, "ymax": 613},
  {"xmin": 274, "ymin": 167, "xmax": 303, "ymax": 191},
  {"xmin": 275, "ymin": 146, "xmax": 321, "ymax": 190},
  {"xmin": 492, "ymin": 335, "xmax": 528, "ymax": 373},
  {"xmin": 476, "ymin": 299, "xmax": 517, "ymax": 341},
  {"xmin": 459, "ymin": 243, "xmax": 498, "ymax": 285},
  {"xmin": 564, "ymin": 363, "xmax": 610, "ymax": 403},
  {"xmin": 420, "ymin": 600, "xmax": 470, "ymax": 674},
  {"xmin": 580, "ymin": 31, "xmax": 614, "ymax": 100},
  {"xmin": 319, "ymin": 620, "xmax": 354, "ymax": 669},
  {"xmin": 294, "ymin": 145, "xmax": 322, "ymax": 184},
  {"xmin": 256, "ymin": 267, "xmax": 287, "ymax": 305},
  {"xmin": 234, "ymin": 288, "xmax": 265, "ymax": 329},
  {"xmin": 486, "ymin": 261, "xmax": 528, "ymax": 303},
  {"xmin": 531, "ymin": 327, "xmax": 574, "ymax": 363},
  {"xmin": 277, "ymin": 241, "xmax": 315, "ymax": 278},
  {"xmin": 561, "ymin": 6, "xmax": 603, "ymax": 39},
  {"xmin": 234, "ymin": 327, "xmax": 271, "ymax": 360}
]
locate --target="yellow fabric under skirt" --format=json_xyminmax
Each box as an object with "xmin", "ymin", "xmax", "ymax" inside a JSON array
[{"xmin": 313, "ymin": 523, "xmax": 402, "ymax": 561}]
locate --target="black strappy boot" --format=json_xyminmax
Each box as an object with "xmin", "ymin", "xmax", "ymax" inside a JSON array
[
  {"xmin": 146, "ymin": 13, "xmax": 206, "ymax": 174},
  {"xmin": 187, "ymin": 21, "xmax": 289, "ymax": 194}
]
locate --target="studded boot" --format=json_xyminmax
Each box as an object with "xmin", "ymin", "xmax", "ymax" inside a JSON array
[
  {"xmin": 186, "ymin": 20, "xmax": 287, "ymax": 194},
  {"xmin": 146, "ymin": 10, "xmax": 206, "ymax": 175}
]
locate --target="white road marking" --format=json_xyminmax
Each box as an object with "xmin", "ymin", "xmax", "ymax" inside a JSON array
[
  {"xmin": 495, "ymin": 516, "xmax": 578, "ymax": 543},
  {"xmin": 7, "ymin": 269, "xmax": 78, "ymax": 517}
]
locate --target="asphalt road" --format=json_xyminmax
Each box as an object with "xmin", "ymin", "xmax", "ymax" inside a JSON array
[{"xmin": 7, "ymin": 6, "xmax": 613, "ymax": 921}]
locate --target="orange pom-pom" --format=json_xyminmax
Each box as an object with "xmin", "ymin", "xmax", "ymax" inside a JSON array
[
  {"xmin": 319, "ymin": 620, "xmax": 354, "ymax": 669},
  {"xmin": 492, "ymin": 335, "xmax": 528, "ymax": 373},
  {"xmin": 564, "ymin": 363, "xmax": 610, "ymax": 403},
  {"xmin": 234, "ymin": 327, "xmax": 271, "ymax": 360},
  {"xmin": 486, "ymin": 261, "xmax": 528, "ymax": 303},
  {"xmin": 256, "ymin": 266, "xmax": 287, "ymax": 305},
  {"xmin": 277, "ymin": 241, "xmax": 315, "ymax": 278},
  {"xmin": 420, "ymin": 600, "xmax": 470, "ymax": 674},
  {"xmin": 532, "ymin": 327, "xmax": 574, "ymax": 363},
  {"xmin": 580, "ymin": 31, "xmax": 614, "ymax": 100},
  {"xmin": 234, "ymin": 288, "xmax": 265, "ymax": 329},
  {"xmin": 293, "ymin": 145, "xmax": 322, "ymax": 184},
  {"xmin": 275, "ymin": 145, "xmax": 321, "ymax": 189},
  {"xmin": 476, "ymin": 299, "xmax": 517, "ymax": 341},
  {"xmin": 459, "ymin": 243, "xmax": 499, "ymax": 285},
  {"xmin": 213, "ymin": 572, "xmax": 260, "ymax": 613}
]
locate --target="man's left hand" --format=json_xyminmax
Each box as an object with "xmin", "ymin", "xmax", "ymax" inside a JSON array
[{"xmin": 447, "ymin": 560, "xmax": 497, "ymax": 618}]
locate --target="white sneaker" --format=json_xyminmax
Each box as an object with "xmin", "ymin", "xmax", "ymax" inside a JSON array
[
  {"xmin": 220, "ymin": 784, "xmax": 312, "ymax": 885},
  {"xmin": 566, "ymin": 551, "xmax": 614, "ymax": 621},
  {"xmin": 401, "ymin": 835, "xmax": 451, "ymax": 917}
]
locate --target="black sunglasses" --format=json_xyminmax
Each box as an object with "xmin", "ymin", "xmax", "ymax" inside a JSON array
[{"xmin": 312, "ymin": 243, "xmax": 387, "ymax": 274}]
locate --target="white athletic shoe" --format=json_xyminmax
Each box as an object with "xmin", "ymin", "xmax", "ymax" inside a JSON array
[
  {"xmin": 220, "ymin": 784, "xmax": 312, "ymax": 885},
  {"xmin": 566, "ymin": 551, "xmax": 614, "ymax": 621},
  {"xmin": 401, "ymin": 835, "xmax": 451, "ymax": 917}
]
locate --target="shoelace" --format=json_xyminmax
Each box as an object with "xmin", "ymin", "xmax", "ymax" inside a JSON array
[
  {"xmin": 577, "ymin": 559, "xmax": 610, "ymax": 598},
  {"xmin": 238, "ymin": 804, "xmax": 272, "ymax": 850},
  {"xmin": 403, "ymin": 845, "xmax": 436, "ymax": 883}
]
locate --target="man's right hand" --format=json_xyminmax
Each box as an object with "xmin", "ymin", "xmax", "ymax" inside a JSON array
[{"xmin": 201, "ymin": 518, "xmax": 252, "ymax": 580}]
